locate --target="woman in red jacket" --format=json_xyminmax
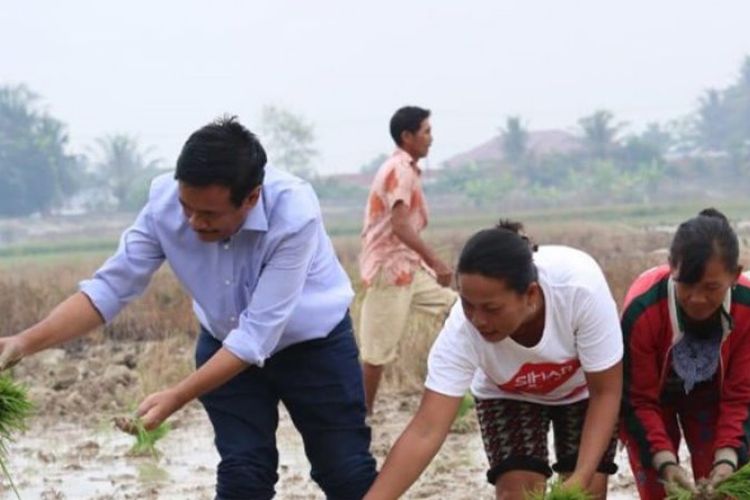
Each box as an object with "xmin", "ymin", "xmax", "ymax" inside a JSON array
[{"xmin": 620, "ymin": 208, "xmax": 750, "ymax": 499}]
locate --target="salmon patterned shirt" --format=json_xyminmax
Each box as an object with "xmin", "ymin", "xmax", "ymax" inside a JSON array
[{"xmin": 359, "ymin": 148, "xmax": 428, "ymax": 287}]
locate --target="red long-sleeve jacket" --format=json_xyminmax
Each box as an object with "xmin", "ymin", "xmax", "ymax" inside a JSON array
[{"xmin": 620, "ymin": 265, "xmax": 750, "ymax": 466}]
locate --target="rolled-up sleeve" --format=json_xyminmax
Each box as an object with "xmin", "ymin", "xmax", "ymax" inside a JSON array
[
  {"xmin": 223, "ymin": 216, "xmax": 319, "ymax": 366},
  {"xmin": 79, "ymin": 206, "xmax": 165, "ymax": 322}
]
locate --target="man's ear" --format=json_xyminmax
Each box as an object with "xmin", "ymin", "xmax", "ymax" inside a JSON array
[
  {"xmin": 526, "ymin": 281, "xmax": 541, "ymax": 301},
  {"xmin": 243, "ymin": 186, "xmax": 262, "ymax": 209},
  {"xmin": 400, "ymin": 130, "xmax": 412, "ymax": 147}
]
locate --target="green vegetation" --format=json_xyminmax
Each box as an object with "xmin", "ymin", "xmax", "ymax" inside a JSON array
[
  {"xmin": 666, "ymin": 463, "xmax": 750, "ymax": 499},
  {"xmin": 451, "ymin": 393, "xmax": 476, "ymax": 433},
  {"xmin": 130, "ymin": 421, "xmax": 170, "ymax": 458},
  {"xmin": 714, "ymin": 462, "xmax": 750, "ymax": 498},
  {"xmin": 114, "ymin": 416, "xmax": 171, "ymax": 458},
  {"xmin": 3, "ymin": 55, "xmax": 749, "ymax": 216},
  {"xmin": 0, "ymin": 84, "xmax": 164, "ymax": 217},
  {"xmin": 0, "ymin": 85, "xmax": 83, "ymax": 216},
  {"xmin": 90, "ymin": 134, "xmax": 164, "ymax": 211},
  {"xmin": 0, "ymin": 375, "xmax": 33, "ymax": 499},
  {"xmin": 0, "ymin": 237, "xmax": 117, "ymax": 260},
  {"xmin": 664, "ymin": 483, "xmax": 693, "ymax": 500},
  {"xmin": 456, "ymin": 392, "xmax": 475, "ymax": 419},
  {"xmin": 525, "ymin": 480, "xmax": 592, "ymax": 500},
  {"xmin": 4, "ymin": 199, "xmax": 750, "ymax": 268}
]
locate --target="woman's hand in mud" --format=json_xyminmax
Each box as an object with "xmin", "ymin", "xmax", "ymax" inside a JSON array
[
  {"xmin": 662, "ymin": 464, "xmax": 699, "ymax": 494},
  {"xmin": 705, "ymin": 461, "xmax": 735, "ymax": 493},
  {"xmin": 560, "ymin": 473, "xmax": 586, "ymax": 492},
  {"xmin": 137, "ymin": 388, "xmax": 187, "ymax": 430}
]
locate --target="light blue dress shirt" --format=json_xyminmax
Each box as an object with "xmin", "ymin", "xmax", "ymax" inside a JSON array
[{"xmin": 79, "ymin": 167, "xmax": 354, "ymax": 366}]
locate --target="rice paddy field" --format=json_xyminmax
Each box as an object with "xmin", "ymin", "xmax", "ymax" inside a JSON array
[{"xmin": 2, "ymin": 202, "xmax": 750, "ymax": 498}]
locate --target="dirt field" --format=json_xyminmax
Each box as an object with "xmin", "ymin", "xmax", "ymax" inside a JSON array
[{"xmin": 1, "ymin": 344, "xmax": 640, "ymax": 500}]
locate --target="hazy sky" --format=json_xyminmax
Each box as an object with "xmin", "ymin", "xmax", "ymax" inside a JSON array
[{"xmin": 2, "ymin": 1, "xmax": 749, "ymax": 174}]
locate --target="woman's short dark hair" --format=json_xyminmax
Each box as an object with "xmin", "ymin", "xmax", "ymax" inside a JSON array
[
  {"xmin": 389, "ymin": 106, "xmax": 430, "ymax": 146},
  {"xmin": 175, "ymin": 115, "xmax": 267, "ymax": 207},
  {"xmin": 669, "ymin": 207, "xmax": 739, "ymax": 284},
  {"xmin": 457, "ymin": 219, "xmax": 538, "ymax": 293}
]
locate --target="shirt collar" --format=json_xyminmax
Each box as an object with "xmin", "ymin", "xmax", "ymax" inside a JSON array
[
  {"xmin": 240, "ymin": 188, "xmax": 268, "ymax": 232},
  {"xmin": 394, "ymin": 147, "xmax": 422, "ymax": 174}
]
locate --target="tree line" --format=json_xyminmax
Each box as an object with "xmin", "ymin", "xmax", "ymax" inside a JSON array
[
  {"xmin": 1, "ymin": 55, "xmax": 748, "ymax": 216},
  {"xmin": 431, "ymin": 56, "xmax": 750, "ymax": 208},
  {"xmin": 0, "ymin": 85, "xmax": 164, "ymax": 216}
]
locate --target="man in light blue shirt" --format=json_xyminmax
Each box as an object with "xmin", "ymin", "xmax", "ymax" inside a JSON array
[{"xmin": 0, "ymin": 116, "xmax": 377, "ymax": 499}]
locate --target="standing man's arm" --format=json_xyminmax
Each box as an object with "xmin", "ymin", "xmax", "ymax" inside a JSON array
[{"xmin": 391, "ymin": 201, "xmax": 452, "ymax": 286}]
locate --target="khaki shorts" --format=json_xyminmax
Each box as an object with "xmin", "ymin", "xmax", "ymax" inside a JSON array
[{"xmin": 359, "ymin": 268, "xmax": 457, "ymax": 365}]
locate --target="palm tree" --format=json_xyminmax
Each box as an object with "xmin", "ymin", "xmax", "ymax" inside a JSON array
[
  {"xmin": 0, "ymin": 84, "xmax": 82, "ymax": 216},
  {"xmin": 578, "ymin": 110, "xmax": 624, "ymax": 159},
  {"xmin": 92, "ymin": 134, "xmax": 161, "ymax": 210}
]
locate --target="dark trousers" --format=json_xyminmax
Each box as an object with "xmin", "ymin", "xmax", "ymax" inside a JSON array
[{"xmin": 196, "ymin": 314, "xmax": 377, "ymax": 499}]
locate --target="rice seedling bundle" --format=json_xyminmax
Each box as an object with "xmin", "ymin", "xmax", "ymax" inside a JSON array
[
  {"xmin": 114, "ymin": 416, "xmax": 170, "ymax": 458},
  {"xmin": 525, "ymin": 481, "xmax": 593, "ymax": 500},
  {"xmin": 664, "ymin": 482, "xmax": 695, "ymax": 500},
  {"xmin": 665, "ymin": 462, "xmax": 750, "ymax": 499},
  {"xmin": 713, "ymin": 462, "xmax": 750, "ymax": 499},
  {"xmin": 0, "ymin": 374, "xmax": 33, "ymax": 499}
]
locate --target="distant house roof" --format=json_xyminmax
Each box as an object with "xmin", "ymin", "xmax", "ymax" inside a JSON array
[{"xmin": 441, "ymin": 129, "xmax": 583, "ymax": 169}]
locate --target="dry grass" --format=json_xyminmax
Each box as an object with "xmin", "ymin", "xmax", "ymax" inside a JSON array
[
  {"xmin": 0, "ymin": 220, "xmax": 723, "ymax": 395},
  {"xmin": 346, "ymin": 221, "xmax": 673, "ymax": 390}
]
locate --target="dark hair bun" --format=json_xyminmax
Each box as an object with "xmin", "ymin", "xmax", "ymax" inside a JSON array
[
  {"xmin": 698, "ymin": 207, "xmax": 729, "ymax": 224},
  {"xmin": 495, "ymin": 219, "xmax": 538, "ymax": 252}
]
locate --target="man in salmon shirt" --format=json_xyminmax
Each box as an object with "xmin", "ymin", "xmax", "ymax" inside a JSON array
[{"xmin": 359, "ymin": 106, "xmax": 457, "ymax": 414}]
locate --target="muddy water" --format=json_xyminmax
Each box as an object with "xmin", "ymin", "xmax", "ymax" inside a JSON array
[
  {"xmin": 6, "ymin": 405, "xmax": 321, "ymax": 499},
  {"xmin": 5, "ymin": 394, "xmax": 637, "ymax": 499}
]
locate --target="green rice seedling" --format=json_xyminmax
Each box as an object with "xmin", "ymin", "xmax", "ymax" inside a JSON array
[
  {"xmin": 665, "ymin": 463, "xmax": 750, "ymax": 499},
  {"xmin": 457, "ymin": 392, "xmax": 475, "ymax": 419},
  {"xmin": 114, "ymin": 416, "xmax": 170, "ymax": 458},
  {"xmin": 0, "ymin": 374, "xmax": 33, "ymax": 499},
  {"xmin": 451, "ymin": 393, "xmax": 476, "ymax": 433},
  {"xmin": 713, "ymin": 462, "xmax": 750, "ymax": 499},
  {"xmin": 664, "ymin": 482, "xmax": 694, "ymax": 500},
  {"xmin": 525, "ymin": 480, "xmax": 593, "ymax": 500}
]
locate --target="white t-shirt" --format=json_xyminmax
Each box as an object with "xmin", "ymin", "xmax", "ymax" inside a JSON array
[{"xmin": 425, "ymin": 245, "xmax": 623, "ymax": 405}]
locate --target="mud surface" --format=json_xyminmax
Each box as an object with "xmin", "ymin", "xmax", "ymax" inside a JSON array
[{"xmin": 3, "ymin": 343, "xmax": 640, "ymax": 499}]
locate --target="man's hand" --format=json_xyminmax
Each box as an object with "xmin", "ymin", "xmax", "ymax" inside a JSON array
[
  {"xmin": 136, "ymin": 388, "xmax": 186, "ymax": 431},
  {"xmin": 431, "ymin": 260, "xmax": 454, "ymax": 287},
  {"xmin": 662, "ymin": 463, "xmax": 698, "ymax": 494},
  {"xmin": 0, "ymin": 336, "xmax": 27, "ymax": 371}
]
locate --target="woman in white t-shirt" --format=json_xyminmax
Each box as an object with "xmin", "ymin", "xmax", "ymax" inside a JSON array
[{"xmin": 364, "ymin": 221, "xmax": 623, "ymax": 500}]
